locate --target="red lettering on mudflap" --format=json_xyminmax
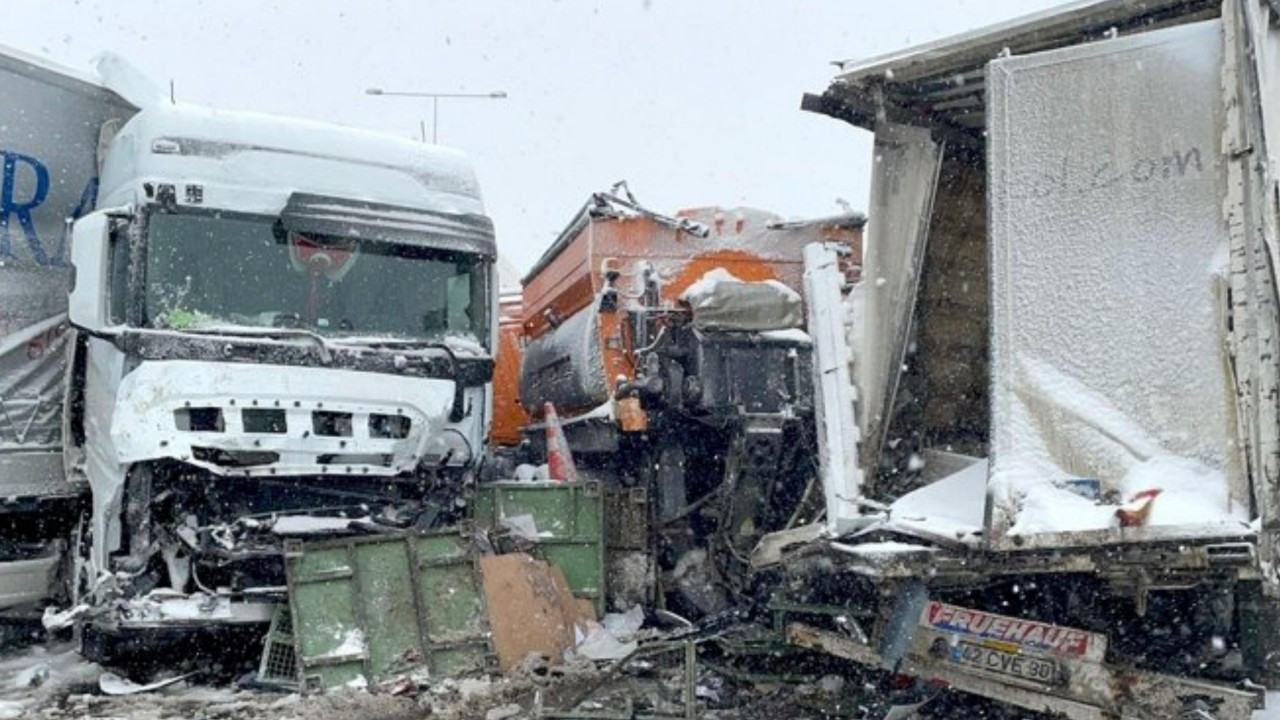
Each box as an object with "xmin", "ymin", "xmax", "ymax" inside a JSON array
[{"xmin": 921, "ymin": 601, "xmax": 1098, "ymax": 658}]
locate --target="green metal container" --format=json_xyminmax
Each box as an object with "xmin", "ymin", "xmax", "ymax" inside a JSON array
[
  {"xmin": 284, "ymin": 530, "xmax": 492, "ymax": 691},
  {"xmin": 472, "ymin": 480, "xmax": 606, "ymax": 615}
]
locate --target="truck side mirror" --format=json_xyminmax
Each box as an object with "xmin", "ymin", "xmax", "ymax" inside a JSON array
[{"xmin": 68, "ymin": 210, "xmax": 112, "ymax": 332}]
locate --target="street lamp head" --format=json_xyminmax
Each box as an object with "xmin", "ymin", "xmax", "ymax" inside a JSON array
[
  {"xmin": 489, "ymin": 91, "xmax": 508, "ymax": 99},
  {"xmin": 365, "ymin": 88, "xmax": 384, "ymax": 95}
]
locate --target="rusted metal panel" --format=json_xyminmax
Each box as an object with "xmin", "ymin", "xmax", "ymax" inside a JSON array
[
  {"xmin": 472, "ymin": 480, "xmax": 606, "ymax": 615},
  {"xmin": 479, "ymin": 553, "xmax": 592, "ymax": 674}
]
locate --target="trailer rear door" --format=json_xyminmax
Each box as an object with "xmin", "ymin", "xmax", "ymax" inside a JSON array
[{"xmin": 985, "ymin": 20, "xmax": 1253, "ymax": 547}]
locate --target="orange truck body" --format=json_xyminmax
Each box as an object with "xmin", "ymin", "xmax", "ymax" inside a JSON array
[
  {"xmin": 491, "ymin": 292, "xmax": 529, "ymax": 447},
  {"xmin": 489, "ymin": 190, "xmax": 863, "ymax": 445}
]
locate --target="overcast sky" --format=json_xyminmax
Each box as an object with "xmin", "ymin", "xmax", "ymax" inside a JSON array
[{"xmin": 5, "ymin": 0, "xmax": 1061, "ymax": 274}]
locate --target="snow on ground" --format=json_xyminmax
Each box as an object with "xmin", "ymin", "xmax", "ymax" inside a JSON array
[
  {"xmin": 0, "ymin": 641, "xmax": 100, "ymax": 718},
  {"xmin": 0, "ymin": 637, "xmax": 440, "ymax": 720}
]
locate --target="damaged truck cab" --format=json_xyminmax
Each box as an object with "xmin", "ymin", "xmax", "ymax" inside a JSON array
[
  {"xmin": 45, "ymin": 62, "xmax": 495, "ymax": 645},
  {"xmin": 510, "ymin": 188, "xmax": 863, "ymax": 614}
]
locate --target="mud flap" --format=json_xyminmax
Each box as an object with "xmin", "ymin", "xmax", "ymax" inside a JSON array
[{"xmin": 877, "ymin": 578, "xmax": 927, "ymax": 671}]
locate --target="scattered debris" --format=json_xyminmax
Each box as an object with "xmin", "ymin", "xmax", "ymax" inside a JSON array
[
  {"xmin": 41, "ymin": 604, "xmax": 92, "ymax": 631},
  {"xmin": 484, "ymin": 702, "xmax": 523, "ymax": 720},
  {"xmin": 574, "ymin": 623, "xmax": 636, "ymax": 661},
  {"xmin": 481, "ymin": 553, "xmax": 592, "ymax": 673},
  {"xmin": 98, "ymin": 671, "xmax": 195, "ymax": 696}
]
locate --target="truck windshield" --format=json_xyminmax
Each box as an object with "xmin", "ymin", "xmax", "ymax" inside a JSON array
[{"xmin": 142, "ymin": 212, "xmax": 489, "ymax": 346}]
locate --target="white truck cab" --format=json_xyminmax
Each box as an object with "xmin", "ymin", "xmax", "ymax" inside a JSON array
[{"xmin": 1, "ymin": 50, "xmax": 497, "ymax": 650}]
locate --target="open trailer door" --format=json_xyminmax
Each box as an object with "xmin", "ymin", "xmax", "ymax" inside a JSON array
[
  {"xmin": 1224, "ymin": 0, "xmax": 1280, "ymax": 533},
  {"xmin": 854, "ymin": 123, "xmax": 942, "ymax": 490},
  {"xmin": 0, "ymin": 46, "xmax": 134, "ymax": 501},
  {"xmin": 984, "ymin": 18, "xmax": 1257, "ymax": 549}
]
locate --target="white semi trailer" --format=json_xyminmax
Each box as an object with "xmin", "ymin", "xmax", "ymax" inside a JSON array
[
  {"xmin": 0, "ymin": 46, "xmax": 134, "ymax": 613},
  {"xmin": 0, "ymin": 48, "xmax": 497, "ymax": 658},
  {"xmin": 775, "ymin": 1, "xmax": 1280, "ymax": 718}
]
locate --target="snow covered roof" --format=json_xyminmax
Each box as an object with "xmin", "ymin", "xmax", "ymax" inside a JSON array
[
  {"xmin": 0, "ymin": 42, "xmax": 127, "ymax": 100},
  {"xmin": 803, "ymin": 0, "xmax": 1218, "ymax": 140},
  {"xmin": 523, "ymin": 186, "xmax": 866, "ymax": 286},
  {"xmin": 101, "ymin": 101, "xmax": 486, "ymax": 218},
  {"xmin": 522, "ymin": 187, "xmax": 708, "ymax": 285},
  {"xmin": 767, "ymin": 212, "xmax": 867, "ymax": 231}
]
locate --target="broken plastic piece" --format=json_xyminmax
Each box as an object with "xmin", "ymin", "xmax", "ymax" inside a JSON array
[
  {"xmin": 1116, "ymin": 489, "xmax": 1162, "ymax": 527},
  {"xmin": 98, "ymin": 671, "xmax": 195, "ymax": 696}
]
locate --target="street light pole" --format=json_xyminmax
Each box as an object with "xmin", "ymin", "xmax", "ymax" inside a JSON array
[{"xmin": 364, "ymin": 88, "xmax": 508, "ymax": 144}]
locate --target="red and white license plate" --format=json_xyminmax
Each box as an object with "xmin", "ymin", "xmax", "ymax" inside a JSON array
[{"xmin": 921, "ymin": 601, "xmax": 1107, "ymax": 662}]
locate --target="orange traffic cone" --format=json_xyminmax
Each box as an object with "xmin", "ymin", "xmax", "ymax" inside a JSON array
[{"xmin": 544, "ymin": 402, "xmax": 578, "ymax": 484}]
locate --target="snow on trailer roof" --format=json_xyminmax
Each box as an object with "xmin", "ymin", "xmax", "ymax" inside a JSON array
[
  {"xmin": 767, "ymin": 212, "xmax": 867, "ymax": 231},
  {"xmin": 104, "ymin": 101, "xmax": 487, "ymax": 218},
  {"xmin": 803, "ymin": 0, "xmax": 1219, "ymax": 137},
  {"xmin": 523, "ymin": 186, "xmax": 867, "ymax": 286},
  {"xmin": 0, "ymin": 42, "xmax": 132, "ymax": 102},
  {"xmin": 521, "ymin": 188, "xmax": 710, "ymax": 285}
]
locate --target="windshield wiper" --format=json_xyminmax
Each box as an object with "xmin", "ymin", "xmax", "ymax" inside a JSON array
[
  {"xmin": 179, "ymin": 325, "xmax": 334, "ymax": 364},
  {"xmin": 321, "ymin": 338, "xmax": 471, "ymax": 421},
  {"xmin": 327, "ymin": 337, "xmax": 433, "ymax": 347},
  {"xmin": 328, "ymin": 337, "xmax": 452, "ymax": 349}
]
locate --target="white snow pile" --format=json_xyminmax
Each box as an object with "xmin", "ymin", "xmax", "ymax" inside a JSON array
[
  {"xmin": 756, "ymin": 328, "xmax": 812, "ymax": 344},
  {"xmin": 271, "ymin": 515, "xmax": 371, "ymax": 535},
  {"xmin": 324, "ymin": 628, "xmax": 367, "ymax": 660},
  {"xmin": 42, "ymin": 603, "xmax": 91, "ymax": 631},
  {"xmin": 0, "ymin": 642, "xmax": 102, "ymax": 718},
  {"xmin": 99, "ymin": 671, "xmax": 194, "ymax": 696},
  {"xmin": 858, "ymin": 439, "xmax": 1247, "ymax": 546},
  {"xmin": 826, "ymin": 541, "xmax": 937, "ymax": 575},
  {"xmin": 832, "ymin": 541, "xmax": 937, "ymax": 561},
  {"xmin": 1006, "ymin": 454, "xmax": 1249, "ymax": 536},
  {"xmin": 991, "ymin": 357, "xmax": 1249, "ymax": 540},
  {"xmin": 679, "ymin": 268, "xmax": 802, "ymax": 331},
  {"xmin": 869, "ymin": 458, "xmax": 988, "ymax": 545},
  {"xmin": 574, "ymin": 604, "xmax": 644, "ymax": 661},
  {"xmin": 513, "ymin": 463, "xmax": 551, "ymax": 481}
]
